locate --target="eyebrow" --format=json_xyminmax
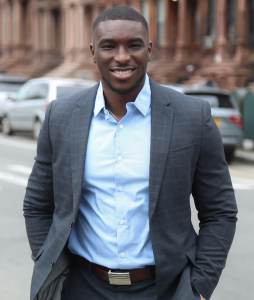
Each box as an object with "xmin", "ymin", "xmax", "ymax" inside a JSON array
[
  {"xmin": 98, "ymin": 37, "xmax": 145, "ymax": 45},
  {"xmin": 129, "ymin": 38, "xmax": 145, "ymax": 44},
  {"xmin": 98, "ymin": 38, "xmax": 115, "ymax": 44}
]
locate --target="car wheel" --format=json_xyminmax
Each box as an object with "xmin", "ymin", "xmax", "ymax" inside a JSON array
[
  {"xmin": 2, "ymin": 116, "xmax": 14, "ymax": 136},
  {"xmin": 33, "ymin": 119, "xmax": 42, "ymax": 140},
  {"xmin": 225, "ymin": 149, "xmax": 235, "ymax": 164}
]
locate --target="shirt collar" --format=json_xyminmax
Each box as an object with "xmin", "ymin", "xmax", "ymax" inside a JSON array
[{"xmin": 93, "ymin": 74, "xmax": 151, "ymax": 117}]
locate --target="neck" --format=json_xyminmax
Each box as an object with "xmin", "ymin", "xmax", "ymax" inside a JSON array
[
  {"xmin": 102, "ymin": 76, "xmax": 146, "ymax": 119},
  {"xmin": 103, "ymin": 92, "xmax": 130, "ymax": 121}
]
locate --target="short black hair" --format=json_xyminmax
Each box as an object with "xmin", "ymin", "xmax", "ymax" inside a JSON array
[{"xmin": 93, "ymin": 6, "xmax": 149, "ymax": 32}]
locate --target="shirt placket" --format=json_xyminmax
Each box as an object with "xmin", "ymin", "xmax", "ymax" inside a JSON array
[{"xmin": 114, "ymin": 106, "xmax": 134, "ymax": 267}]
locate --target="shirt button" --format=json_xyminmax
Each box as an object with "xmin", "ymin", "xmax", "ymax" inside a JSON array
[
  {"xmin": 119, "ymin": 187, "xmax": 123, "ymax": 192},
  {"xmin": 121, "ymin": 253, "xmax": 126, "ymax": 258},
  {"xmin": 120, "ymin": 220, "xmax": 124, "ymax": 225},
  {"xmin": 104, "ymin": 110, "xmax": 108, "ymax": 114},
  {"xmin": 118, "ymin": 156, "xmax": 122, "ymax": 161},
  {"xmin": 119, "ymin": 124, "xmax": 124, "ymax": 129}
]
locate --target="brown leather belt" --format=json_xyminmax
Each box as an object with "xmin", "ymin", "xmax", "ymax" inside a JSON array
[{"xmin": 75, "ymin": 255, "xmax": 156, "ymax": 285}]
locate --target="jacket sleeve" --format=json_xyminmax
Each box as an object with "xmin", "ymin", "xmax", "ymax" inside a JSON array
[
  {"xmin": 23, "ymin": 102, "xmax": 54, "ymax": 261},
  {"xmin": 191, "ymin": 101, "xmax": 238, "ymax": 299}
]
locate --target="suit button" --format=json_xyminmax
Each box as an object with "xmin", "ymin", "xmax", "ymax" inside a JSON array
[
  {"xmin": 70, "ymin": 221, "xmax": 73, "ymax": 228},
  {"xmin": 51, "ymin": 261, "xmax": 55, "ymax": 268}
]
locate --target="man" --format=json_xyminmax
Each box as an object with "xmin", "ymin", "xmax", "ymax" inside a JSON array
[{"xmin": 24, "ymin": 6, "xmax": 237, "ymax": 300}]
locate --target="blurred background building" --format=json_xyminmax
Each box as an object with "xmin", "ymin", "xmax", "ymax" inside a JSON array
[{"xmin": 1, "ymin": 0, "xmax": 254, "ymax": 90}]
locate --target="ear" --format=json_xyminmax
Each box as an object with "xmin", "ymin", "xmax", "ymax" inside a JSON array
[
  {"xmin": 90, "ymin": 44, "xmax": 96, "ymax": 64},
  {"xmin": 148, "ymin": 41, "xmax": 153, "ymax": 61}
]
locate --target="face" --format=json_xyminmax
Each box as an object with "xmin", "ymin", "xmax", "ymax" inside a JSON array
[{"xmin": 90, "ymin": 20, "xmax": 152, "ymax": 95}]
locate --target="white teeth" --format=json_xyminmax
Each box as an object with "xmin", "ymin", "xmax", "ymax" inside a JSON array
[{"xmin": 114, "ymin": 70, "xmax": 132, "ymax": 75}]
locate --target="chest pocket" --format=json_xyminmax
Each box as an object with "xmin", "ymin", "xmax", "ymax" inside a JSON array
[{"xmin": 167, "ymin": 143, "xmax": 196, "ymax": 160}]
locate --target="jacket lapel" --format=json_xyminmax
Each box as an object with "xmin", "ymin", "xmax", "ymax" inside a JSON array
[
  {"xmin": 149, "ymin": 79, "xmax": 174, "ymax": 220},
  {"xmin": 71, "ymin": 84, "xmax": 99, "ymax": 213}
]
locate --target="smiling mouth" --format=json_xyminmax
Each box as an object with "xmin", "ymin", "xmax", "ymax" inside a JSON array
[
  {"xmin": 111, "ymin": 69, "xmax": 135, "ymax": 75},
  {"xmin": 114, "ymin": 70, "xmax": 132, "ymax": 75}
]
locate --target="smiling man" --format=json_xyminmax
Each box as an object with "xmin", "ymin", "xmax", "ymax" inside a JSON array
[{"xmin": 24, "ymin": 6, "xmax": 237, "ymax": 300}]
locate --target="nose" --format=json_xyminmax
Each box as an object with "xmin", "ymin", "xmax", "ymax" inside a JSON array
[{"xmin": 114, "ymin": 46, "xmax": 131, "ymax": 65}]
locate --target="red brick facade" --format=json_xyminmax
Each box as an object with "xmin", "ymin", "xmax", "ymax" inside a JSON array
[{"xmin": 0, "ymin": 0, "xmax": 253, "ymax": 90}]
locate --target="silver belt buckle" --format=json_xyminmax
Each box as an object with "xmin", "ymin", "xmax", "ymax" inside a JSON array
[{"xmin": 108, "ymin": 270, "xmax": 131, "ymax": 285}]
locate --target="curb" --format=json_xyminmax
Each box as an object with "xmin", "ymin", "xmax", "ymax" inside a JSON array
[{"xmin": 235, "ymin": 149, "xmax": 254, "ymax": 162}]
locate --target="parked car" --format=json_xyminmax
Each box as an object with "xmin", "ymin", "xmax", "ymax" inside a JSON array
[
  {"xmin": 163, "ymin": 84, "xmax": 243, "ymax": 163},
  {"xmin": 0, "ymin": 74, "xmax": 27, "ymax": 126},
  {"xmin": 2, "ymin": 77, "xmax": 96, "ymax": 139}
]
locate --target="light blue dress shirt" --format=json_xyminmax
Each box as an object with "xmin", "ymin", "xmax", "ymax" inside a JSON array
[{"xmin": 68, "ymin": 74, "xmax": 155, "ymax": 269}]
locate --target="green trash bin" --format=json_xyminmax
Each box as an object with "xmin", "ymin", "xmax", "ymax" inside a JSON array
[
  {"xmin": 231, "ymin": 88, "xmax": 249, "ymax": 115},
  {"xmin": 243, "ymin": 91, "xmax": 254, "ymax": 140}
]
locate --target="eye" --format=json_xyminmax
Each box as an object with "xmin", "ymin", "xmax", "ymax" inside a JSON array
[
  {"xmin": 102, "ymin": 45, "xmax": 114, "ymax": 50},
  {"xmin": 130, "ymin": 44, "xmax": 142, "ymax": 49}
]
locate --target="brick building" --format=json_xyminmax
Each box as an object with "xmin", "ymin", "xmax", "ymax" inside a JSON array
[{"xmin": 0, "ymin": 0, "xmax": 254, "ymax": 90}]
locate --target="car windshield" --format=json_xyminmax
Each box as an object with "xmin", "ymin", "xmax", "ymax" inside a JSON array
[
  {"xmin": 56, "ymin": 86, "xmax": 87, "ymax": 98},
  {"xmin": 185, "ymin": 93, "xmax": 234, "ymax": 108},
  {"xmin": 0, "ymin": 82, "xmax": 23, "ymax": 92}
]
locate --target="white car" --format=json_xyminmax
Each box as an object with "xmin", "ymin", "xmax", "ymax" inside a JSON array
[
  {"xmin": 2, "ymin": 77, "xmax": 96, "ymax": 139},
  {"xmin": 0, "ymin": 75, "xmax": 27, "ymax": 126}
]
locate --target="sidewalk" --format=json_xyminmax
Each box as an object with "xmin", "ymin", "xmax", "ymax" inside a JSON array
[
  {"xmin": 235, "ymin": 149, "xmax": 254, "ymax": 162},
  {"xmin": 235, "ymin": 139, "xmax": 254, "ymax": 162}
]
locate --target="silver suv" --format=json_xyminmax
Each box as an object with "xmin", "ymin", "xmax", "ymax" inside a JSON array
[
  {"xmin": 163, "ymin": 85, "xmax": 243, "ymax": 163},
  {"xmin": 2, "ymin": 77, "xmax": 96, "ymax": 139}
]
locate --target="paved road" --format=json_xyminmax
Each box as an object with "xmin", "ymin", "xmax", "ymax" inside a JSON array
[
  {"xmin": 0, "ymin": 133, "xmax": 36, "ymax": 300},
  {"xmin": 191, "ymin": 158, "xmax": 254, "ymax": 299},
  {"xmin": 0, "ymin": 133, "xmax": 253, "ymax": 300}
]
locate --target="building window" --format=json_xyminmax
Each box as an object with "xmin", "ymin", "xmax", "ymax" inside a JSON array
[
  {"xmin": 207, "ymin": 0, "xmax": 216, "ymax": 36},
  {"xmin": 84, "ymin": 6, "xmax": 92, "ymax": 46},
  {"xmin": 52, "ymin": 10, "xmax": 61, "ymax": 49},
  {"xmin": 141, "ymin": 1, "xmax": 149, "ymax": 25},
  {"xmin": 38, "ymin": 10, "xmax": 44, "ymax": 48},
  {"xmin": 22, "ymin": 1, "xmax": 28, "ymax": 42},
  {"xmin": 2, "ymin": 5, "xmax": 10, "ymax": 43},
  {"xmin": 193, "ymin": 0, "xmax": 199, "ymax": 42},
  {"xmin": 157, "ymin": 0, "xmax": 165, "ymax": 47},
  {"xmin": 250, "ymin": 0, "xmax": 254, "ymax": 50},
  {"xmin": 227, "ymin": 0, "xmax": 236, "ymax": 42},
  {"xmin": 12, "ymin": 2, "xmax": 18, "ymax": 43}
]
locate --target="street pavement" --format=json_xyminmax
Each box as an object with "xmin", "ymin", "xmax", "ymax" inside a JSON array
[{"xmin": 0, "ymin": 132, "xmax": 253, "ymax": 300}]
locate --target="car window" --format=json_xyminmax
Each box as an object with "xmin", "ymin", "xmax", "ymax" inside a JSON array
[
  {"xmin": 26, "ymin": 84, "xmax": 49, "ymax": 100},
  {"xmin": 56, "ymin": 86, "xmax": 86, "ymax": 98},
  {"xmin": 0, "ymin": 82, "xmax": 23, "ymax": 92},
  {"xmin": 185, "ymin": 93, "xmax": 234, "ymax": 108},
  {"xmin": 16, "ymin": 84, "xmax": 30, "ymax": 101}
]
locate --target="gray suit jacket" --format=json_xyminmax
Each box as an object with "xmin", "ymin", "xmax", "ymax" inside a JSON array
[{"xmin": 24, "ymin": 79, "xmax": 237, "ymax": 300}]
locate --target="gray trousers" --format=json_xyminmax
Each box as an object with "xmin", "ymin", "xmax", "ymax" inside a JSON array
[{"xmin": 61, "ymin": 263, "xmax": 157, "ymax": 300}]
